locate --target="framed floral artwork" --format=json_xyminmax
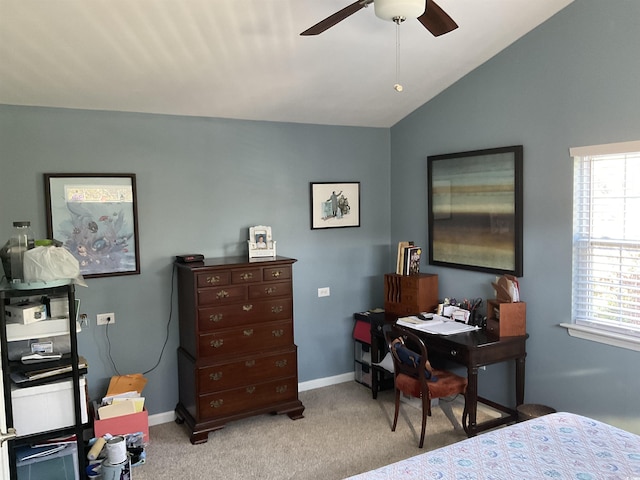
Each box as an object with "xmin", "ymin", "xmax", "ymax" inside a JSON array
[{"xmin": 44, "ymin": 173, "xmax": 140, "ymax": 278}]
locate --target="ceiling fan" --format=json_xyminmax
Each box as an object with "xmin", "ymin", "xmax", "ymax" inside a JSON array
[{"xmin": 300, "ymin": 0, "xmax": 458, "ymax": 37}]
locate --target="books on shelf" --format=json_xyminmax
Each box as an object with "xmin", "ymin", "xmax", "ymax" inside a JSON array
[
  {"xmin": 404, "ymin": 246, "xmax": 422, "ymax": 275},
  {"xmin": 396, "ymin": 241, "xmax": 413, "ymax": 274},
  {"xmin": 396, "ymin": 241, "xmax": 422, "ymax": 275}
]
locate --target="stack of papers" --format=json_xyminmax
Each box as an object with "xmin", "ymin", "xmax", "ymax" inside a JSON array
[
  {"xmin": 97, "ymin": 373, "xmax": 147, "ymax": 419},
  {"xmin": 397, "ymin": 315, "xmax": 479, "ymax": 335}
]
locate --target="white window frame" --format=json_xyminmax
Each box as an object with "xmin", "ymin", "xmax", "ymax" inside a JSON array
[{"xmin": 560, "ymin": 140, "xmax": 640, "ymax": 352}]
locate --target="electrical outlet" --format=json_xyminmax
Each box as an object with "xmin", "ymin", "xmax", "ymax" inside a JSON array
[
  {"xmin": 96, "ymin": 313, "xmax": 115, "ymax": 325},
  {"xmin": 318, "ymin": 287, "xmax": 330, "ymax": 297}
]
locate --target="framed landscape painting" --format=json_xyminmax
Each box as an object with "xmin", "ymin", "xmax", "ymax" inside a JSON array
[{"xmin": 427, "ymin": 146, "xmax": 523, "ymax": 276}]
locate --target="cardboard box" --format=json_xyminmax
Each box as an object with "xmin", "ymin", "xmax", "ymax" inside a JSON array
[
  {"xmin": 5, "ymin": 302, "xmax": 47, "ymax": 325},
  {"xmin": 11, "ymin": 377, "xmax": 88, "ymax": 437},
  {"xmin": 93, "ymin": 406, "xmax": 149, "ymax": 443}
]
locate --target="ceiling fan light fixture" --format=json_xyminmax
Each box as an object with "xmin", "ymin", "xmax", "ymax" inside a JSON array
[{"xmin": 374, "ymin": 0, "xmax": 425, "ymax": 22}]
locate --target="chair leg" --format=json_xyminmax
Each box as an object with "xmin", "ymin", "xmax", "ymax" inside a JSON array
[
  {"xmin": 392, "ymin": 389, "xmax": 401, "ymax": 432},
  {"xmin": 419, "ymin": 395, "xmax": 428, "ymax": 448}
]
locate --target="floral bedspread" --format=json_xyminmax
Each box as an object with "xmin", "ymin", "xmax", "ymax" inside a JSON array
[{"xmin": 345, "ymin": 412, "xmax": 640, "ymax": 480}]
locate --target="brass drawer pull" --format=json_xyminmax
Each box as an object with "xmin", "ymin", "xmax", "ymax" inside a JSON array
[
  {"xmin": 216, "ymin": 290, "xmax": 229, "ymax": 299},
  {"xmin": 245, "ymin": 360, "xmax": 256, "ymax": 367},
  {"xmin": 275, "ymin": 359, "xmax": 287, "ymax": 368},
  {"xmin": 271, "ymin": 306, "xmax": 283, "ymax": 314},
  {"xmin": 209, "ymin": 371, "xmax": 223, "ymax": 381},
  {"xmin": 246, "ymin": 386, "xmax": 256, "ymax": 394},
  {"xmin": 243, "ymin": 329, "xmax": 254, "ymax": 336},
  {"xmin": 271, "ymin": 270, "xmax": 282, "ymax": 278},
  {"xmin": 272, "ymin": 329, "xmax": 284, "ymax": 337},
  {"xmin": 206, "ymin": 275, "xmax": 221, "ymax": 284},
  {"xmin": 210, "ymin": 339, "xmax": 224, "ymax": 348},
  {"xmin": 265, "ymin": 287, "xmax": 276, "ymax": 295},
  {"xmin": 210, "ymin": 399, "xmax": 224, "ymax": 409},
  {"xmin": 241, "ymin": 272, "xmax": 253, "ymax": 281},
  {"xmin": 209, "ymin": 313, "xmax": 223, "ymax": 322},
  {"xmin": 276, "ymin": 385, "xmax": 288, "ymax": 394},
  {"xmin": 242, "ymin": 304, "xmax": 253, "ymax": 312}
]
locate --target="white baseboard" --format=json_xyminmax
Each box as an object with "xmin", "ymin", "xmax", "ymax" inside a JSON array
[
  {"xmin": 298, "ymin": 372, "xmax": 354, "ymax": 392},
  {"xmin": 149, "ymin": 410, "xmax": 180, "ymax": 426},
  {"xmin": 147, "ymin": 372, "xmax": 355, "ymax": 427}
]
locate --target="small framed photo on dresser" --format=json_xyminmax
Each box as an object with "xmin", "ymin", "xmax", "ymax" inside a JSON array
[{"xmin": 248, "ymin": 225, "xmax": 276, "ymax": 258}]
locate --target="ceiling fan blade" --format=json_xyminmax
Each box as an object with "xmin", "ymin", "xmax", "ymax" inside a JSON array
[
  {"xmin": 300, "ymin": 1, "xmax": 367, "ymax": 36},
  {"xmin": 417, "ymin": 0, "xmax": 458, "ymax": 37}
]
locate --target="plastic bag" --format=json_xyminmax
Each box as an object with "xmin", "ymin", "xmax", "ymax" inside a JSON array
[{"xmin": 23, "ymin": 246, "xmax": 87, "ymax": 287}]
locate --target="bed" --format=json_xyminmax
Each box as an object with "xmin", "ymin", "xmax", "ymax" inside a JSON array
[{"xmin": 345, "ymin": 412, "xmax": 640, "ymax": 480}]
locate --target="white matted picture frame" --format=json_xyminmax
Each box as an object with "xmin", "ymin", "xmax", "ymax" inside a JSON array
[
  {"xmin": 309, "ymin": 182, "xmax": 360, "ymax": 229},
  {"xmin": 248, "ymin": 225, "xmax": 276, "ymax": 258},
  {"xmin": 44, "ymin": 173, "xmax": 140, "ymax": 278}
]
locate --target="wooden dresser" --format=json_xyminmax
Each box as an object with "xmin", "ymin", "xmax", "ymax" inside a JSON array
[{"xmin": 174, "ymin": 256, "xmax": 305, "ymax": 444}]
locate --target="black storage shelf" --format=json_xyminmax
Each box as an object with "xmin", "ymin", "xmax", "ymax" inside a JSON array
[
  {"xmin": 352, "ymin": 311, "xmax": 394, "ymax": 396},
  {"xmin": 0, "ymin": 283, "xmax": 86, "ymax": 480}
]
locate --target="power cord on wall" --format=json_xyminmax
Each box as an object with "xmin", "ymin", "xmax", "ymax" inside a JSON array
[{"xmin": 105, "ymin": 263, "xmax": 176, "ymax": 376}]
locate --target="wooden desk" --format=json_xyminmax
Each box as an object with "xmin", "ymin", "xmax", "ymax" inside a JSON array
[{"xmin": 368, "ymin": 312, "xmax": 527, "ymax": 437}]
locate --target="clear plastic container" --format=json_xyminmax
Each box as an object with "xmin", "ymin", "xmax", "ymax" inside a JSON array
[{"xmin": 9, "ymin": 221, "xmax": 34, "ymax": 284}]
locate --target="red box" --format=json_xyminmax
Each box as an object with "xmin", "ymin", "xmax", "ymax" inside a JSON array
[
  {"xmin": 93, "ymin": 407, "xmax": 149, "ymax": 443},
  {"xmin": 352, "ymin": 320, "xmax": 371, "ymax": 344}
]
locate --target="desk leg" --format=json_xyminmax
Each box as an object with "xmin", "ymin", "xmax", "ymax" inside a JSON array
[
  {"xmin": 372, "ymin": 367, "xmax": 378, "ymax": 399},
  {"xmin": 463, "ymin": 367, "xmax": 479, "ymax": 436},
  {"xmin": 515, "ymin": 356, "xmax": 526, "ymax": 406}
]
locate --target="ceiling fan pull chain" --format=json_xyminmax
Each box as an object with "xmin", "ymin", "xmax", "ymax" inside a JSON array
[{"xmin": 394, "ymin": 20, "xmax": 403, "ymax": 92}]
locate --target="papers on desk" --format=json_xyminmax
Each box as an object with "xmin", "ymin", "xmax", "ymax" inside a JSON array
[{"xmin": 397, "ymin": 315, "xmax": 479, "ymax": 335}]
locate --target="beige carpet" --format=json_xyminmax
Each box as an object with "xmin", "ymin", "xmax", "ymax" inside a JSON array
[{"xmin": 132, "ymin": 381, "xmax": 485, "ymax": 480}]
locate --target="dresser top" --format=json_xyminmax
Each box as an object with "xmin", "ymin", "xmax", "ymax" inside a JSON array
[{"xmin": 176, "ymin": 255, "xmax": 296, "ymax": 270}]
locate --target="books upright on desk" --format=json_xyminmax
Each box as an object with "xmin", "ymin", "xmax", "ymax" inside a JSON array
[
  {"xmin": 396, "ymin": 241, "xmax": 413, "ymax": 274},
  {"xmin": 396, "ymin": 242, "xmax": 422, "ymax": 275}
]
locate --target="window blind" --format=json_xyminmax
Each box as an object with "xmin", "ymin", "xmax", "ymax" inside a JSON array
[{"xmin": 572, "ymin": 144, "xmax": 640, "ymax": 337}]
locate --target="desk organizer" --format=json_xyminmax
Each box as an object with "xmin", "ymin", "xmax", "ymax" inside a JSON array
[{"xmin": 486, "ymin": 299, "xmax": 526, "ymax": 337}]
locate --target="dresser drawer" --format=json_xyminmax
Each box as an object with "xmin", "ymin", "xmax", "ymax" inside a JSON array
[
  {"xmin": 263, "ymin": 265, "xmax": 291, "ymax": 282},
  {"xmin": 198, "ymin": 348, "xmax": 297, "ymax": 393},
  {"xmin": 198, "ymin": 320, "xmax": 293, "ymax": 357},
  {"xmin": 197, "ymin": 298, "xmax": 293, "ymax": 332},
  {"xmin": 248, "ymin": 281, "xmax": 292, "ymax": 300},
  {"xmin": 196, "ymin": 271, "xmax": 231, "ymax": 288},
  {"xmin": 231, "ymin": 267, "xmax": 262, "ymax": 284},
  {"xmin": 197, "ymin": 285, "xmax": 247, "ymax": 305},
  {"xmin": 199, "ymin": 376, "xmax": 298, "ymax": 420}
]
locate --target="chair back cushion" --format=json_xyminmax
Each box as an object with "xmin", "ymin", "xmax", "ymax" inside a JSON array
[{"xmin": 392, "ymin": 343, "xmax": 436, "ymax": 381}]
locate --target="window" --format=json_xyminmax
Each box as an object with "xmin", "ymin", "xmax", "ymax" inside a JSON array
[{"xmin": 564, "ymin": 140, "xmax": 640, "ymax": 350}]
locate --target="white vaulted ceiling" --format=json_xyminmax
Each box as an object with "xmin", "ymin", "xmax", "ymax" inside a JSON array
[{"xmin": 0, "ymin": 0, "xmax": 573, "ymax": 128}]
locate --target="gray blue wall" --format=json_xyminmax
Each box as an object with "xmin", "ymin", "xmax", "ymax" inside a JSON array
[
  {"xmin": 391, "ymin": 0, "xmax": 640, "ymax": 432},
  {"xmin": 0, "ymin": 109, "xmax": 391, "ymax": 416},
  {"xmin": 1, "ymin": 0, "xmax": 638, "ymax": 433}
]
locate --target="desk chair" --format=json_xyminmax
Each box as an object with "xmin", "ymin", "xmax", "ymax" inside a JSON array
[{"xmin": 383, "ymin": 324, "xmax": 467, "ymax": 448}]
